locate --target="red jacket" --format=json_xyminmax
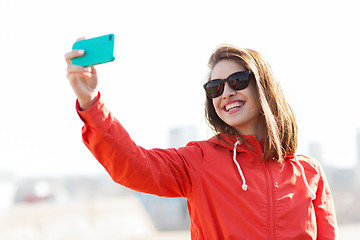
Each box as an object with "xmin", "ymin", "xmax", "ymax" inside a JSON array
[{"xmin": 77, "ymin": 94, "xmax": 337, "ymax": 239}]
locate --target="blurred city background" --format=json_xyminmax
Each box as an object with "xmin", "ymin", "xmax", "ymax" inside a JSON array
[
  {"xmin": 1, "ymin": 0, "xmax": 360, "ymax": 239},
  {"xmin": 1, "ymin": 126, "xmax": 360, "ymax": 239}
]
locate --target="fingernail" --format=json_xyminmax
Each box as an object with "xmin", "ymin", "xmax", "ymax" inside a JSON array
[
  {"xmin": 84, "ymin": 67, "xmax": 91, "ymax": 72},
  {"xmin": 78, "ymin": 50, "xmax": 85, "ymax": 54}
]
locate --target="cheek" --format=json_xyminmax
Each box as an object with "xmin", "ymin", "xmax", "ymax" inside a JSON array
[
  {"xmin": 247, "ymin": 89, "xmax": 262, "ymax": 113},
  {"xmin": 212, "ymin": 98, "xmax": 222, "ymax": 114},
  {"xmin": 247, "ymin": 83, "xmax": 260, "ymax": 103}
]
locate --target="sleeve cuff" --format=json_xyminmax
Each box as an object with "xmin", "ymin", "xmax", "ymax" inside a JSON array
[
  {"xmin": 76, "ymin": 91, "xmax": 101, "ymax": 112},
  {"xmin": 76, "ymin": 92, "xmax": 111, "ymax": 130}
]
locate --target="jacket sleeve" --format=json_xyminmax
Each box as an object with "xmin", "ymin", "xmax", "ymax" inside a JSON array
[
  {"xmin": 313, "ymin": 163, "xmax": 338, "ymax": 239},
  {"xmin": 76, "ymin": 93, "xmax": 202, "ymax": 198}
]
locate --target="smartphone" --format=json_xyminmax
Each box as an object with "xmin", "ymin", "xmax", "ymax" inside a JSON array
[{"xmin": 71, "ymin": 34, "xmax": 116, "ymax": 67}]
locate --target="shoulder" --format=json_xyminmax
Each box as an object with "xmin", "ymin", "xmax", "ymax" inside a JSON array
[
  {"xmin": 186, "ymin": 139, "xmax": 215, "ymax": 147},
  {"xmin": 174, "ymin": 139, "xmax": 225, "ymax": 160},
  {"xmin": 294, "ymin": 154, "xmax": 320, "ymax": 170},
  {"xmin": 290, "ymin": 154, "xmax": 324, "ymax": 180},
  {"xmin": 185, "ymin": 139, "xmax": 223, "ymax": 152}
]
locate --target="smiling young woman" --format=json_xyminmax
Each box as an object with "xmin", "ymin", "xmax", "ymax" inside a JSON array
[
  {"xmin": 205, "ymin": 45, "xmax": 298, "ymax": 162},
  {"xmin": 65, "ymin": 42, "xmax": 337, "ymax": 239}
]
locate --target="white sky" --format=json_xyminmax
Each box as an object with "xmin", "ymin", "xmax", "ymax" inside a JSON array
[{"xmin": 0, "ymin": 0, "xmax": 359, "ymax": 177}]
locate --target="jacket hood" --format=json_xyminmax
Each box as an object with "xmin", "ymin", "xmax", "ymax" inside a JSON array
[
  {"xmin": 207, "ymin": 133, "xmax": 316, "ymax": 199},
  {"xmin": 209, "ymin": 133, "xmax": 264, "ymax": 154}
]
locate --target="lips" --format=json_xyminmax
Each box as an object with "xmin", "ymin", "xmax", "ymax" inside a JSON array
[{"xmin": 224, "ymin": 101, "xmax": 245, "ymax": 112}]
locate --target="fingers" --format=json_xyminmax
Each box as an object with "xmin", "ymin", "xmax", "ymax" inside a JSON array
[
  {"xmin": 64, "ymin": 49, "xmax": 85, "ymax": 65},
  {"xmin": 66, "ymin": 64, "xmax": 91, "ymax": 79},
  {"xmin": 76, "ymin": 36, "xmax": 86, "ymax": 41},
  {"xmin": 67, "ymin": 64, "xmax": 91, "ymax": 74},
  {"xmin": 65, "ymin": 36, "xmax": 87, "ymax": 64},
  {"xmin": 65, "ymin": 37, "xmax": 86, "ymax": 64},
  {"xmin": 67, "ymin": 65, "xmax": 91, "ymax": 75}
]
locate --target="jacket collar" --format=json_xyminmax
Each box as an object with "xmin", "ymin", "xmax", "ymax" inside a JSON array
[{"xmin": 209, "ymin": 134, "xmax": 264, "ymax": 159}]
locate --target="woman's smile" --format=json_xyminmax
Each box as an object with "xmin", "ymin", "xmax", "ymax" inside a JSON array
[{"xmin": 224, "ymin": 100, "xmax": 245, "ymax": 113}]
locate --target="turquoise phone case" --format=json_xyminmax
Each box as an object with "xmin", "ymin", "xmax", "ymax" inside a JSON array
[{"xmin": 72, "ymin": 34, "xmax": 116, "ymax": 67}]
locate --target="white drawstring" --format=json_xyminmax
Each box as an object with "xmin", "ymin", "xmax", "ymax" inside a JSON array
[
  {"xmin": 294, "ymin": 155, "xmax": 316, "ymax": 200},
  {"xmin": 233, "ymin": 140, "xmax": 248, "ymax": 191},
  {"xmin": 232, "ymin": 140, "xmax": 315, "ymax": 199}
]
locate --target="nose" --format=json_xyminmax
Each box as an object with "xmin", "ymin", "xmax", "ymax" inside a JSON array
[{"xmin": 222, "ymin": 82, "xmax": 236, "ymax": 99}]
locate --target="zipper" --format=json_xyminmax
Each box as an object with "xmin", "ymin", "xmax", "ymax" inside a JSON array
[{"xmin": 264, "ymin": 162, "xmax": 274, "ymax": 240}]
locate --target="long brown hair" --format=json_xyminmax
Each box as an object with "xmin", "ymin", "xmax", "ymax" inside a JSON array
[{"xmin": 205, "ymin": 44, "xmax": 297, "ymax": 161}]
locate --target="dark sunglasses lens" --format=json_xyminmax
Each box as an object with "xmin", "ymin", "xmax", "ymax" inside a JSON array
[
  {"xmin": 228, "ymin": 72, "xmax": 250, "ymax": 90},
  {"xmin": 205, "ymin": 80, "xmax": 224, "ymax": 98}
]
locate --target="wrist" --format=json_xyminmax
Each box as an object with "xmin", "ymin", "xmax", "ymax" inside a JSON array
[{"xmin": 78, "ymin": 91, "xmax": 99, "ymax": 110}]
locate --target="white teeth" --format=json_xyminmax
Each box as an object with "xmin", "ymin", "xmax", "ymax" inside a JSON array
[{"xmin": 225, "ymin": 102, "xmax": 244, "ymax": 111}]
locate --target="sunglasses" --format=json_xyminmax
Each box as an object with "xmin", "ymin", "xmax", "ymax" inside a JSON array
[{"xmin": 203, "ymin": 70, "xmax": 252, "ymax": 98}]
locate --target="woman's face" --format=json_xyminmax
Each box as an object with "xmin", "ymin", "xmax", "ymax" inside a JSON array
[{"xmin": 211, "ymin": 60, "xmax": 265, "ymax": 139}]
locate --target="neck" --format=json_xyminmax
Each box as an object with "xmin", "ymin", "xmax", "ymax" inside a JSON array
[{"xmin": 235, "ymin": 118, "xmax": 266, "ymax": 142}]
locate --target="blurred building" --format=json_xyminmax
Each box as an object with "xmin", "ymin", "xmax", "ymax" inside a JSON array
[
  {"xmin": 356, "ymin": 128, "xmax": 360, "ymax": 169},
  {"xmin": 1, "ymin": 174, "xmax": 192, "ymax": 239},
  {"xmin": 316, "ymin": 129, "xmax": 360, "ymax": 224},
  {"xmin": 13, "ymin": 174, "xmax": 129, "ymax": 205},
  {"xmin": 169, "ymin": 125, "xmax": 199, "ymax": 148},
  {"xmin": 2, "ymin": 187, "xmax": 158, "ymax": 239},
  {"xmin": 308, "ymin": 141, "xmax": 324, "ymax": 164}
]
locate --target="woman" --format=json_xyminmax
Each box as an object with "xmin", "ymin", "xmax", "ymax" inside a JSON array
[{"xmin": 65, "ymin": 44, "xmax": 337, "ymax": 239}]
